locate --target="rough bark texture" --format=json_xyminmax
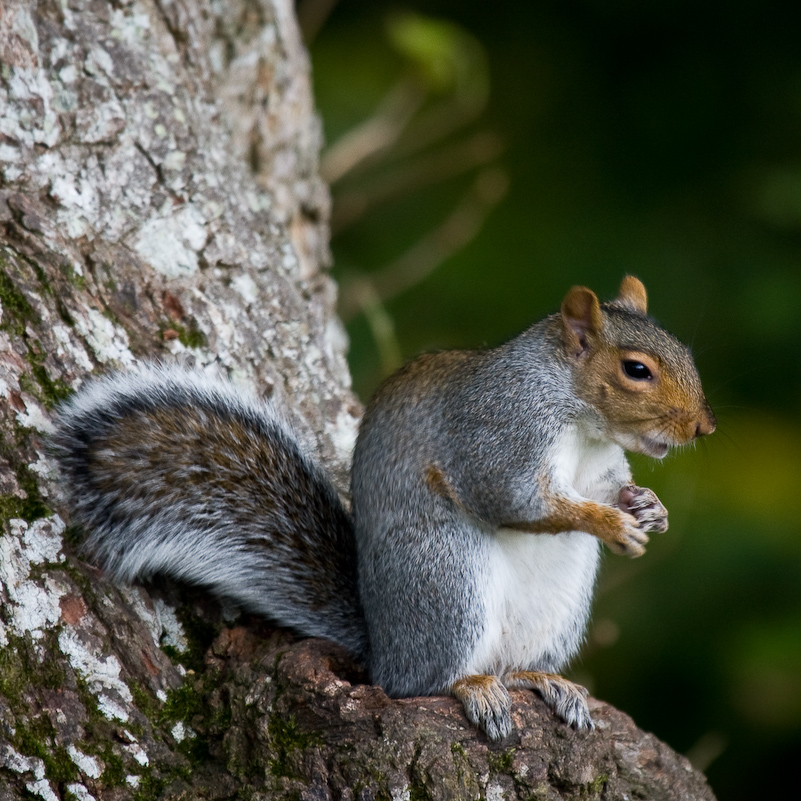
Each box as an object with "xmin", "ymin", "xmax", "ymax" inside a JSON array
[{"xmin": 0, "ymin": 2, "xmax": 716, "ymax": 799}]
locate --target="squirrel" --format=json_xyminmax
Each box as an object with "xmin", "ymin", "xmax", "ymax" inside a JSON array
[{"xmin": 52, "ymin": 276, "xmax": 715, "ymax": 741}]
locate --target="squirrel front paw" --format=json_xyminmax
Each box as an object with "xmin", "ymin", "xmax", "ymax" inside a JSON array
[
  {"xmin": 606, "ymin": 508, "xmax": 650, "ymax": 558},
  {"xmin": 617, "ymin": 484, "xmax": 669, "ymax": 534}
]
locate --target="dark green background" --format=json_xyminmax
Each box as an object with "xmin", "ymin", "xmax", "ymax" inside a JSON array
[{"xmin": 306, "ymin": 1, "xmax": 801, "ymax": 798}]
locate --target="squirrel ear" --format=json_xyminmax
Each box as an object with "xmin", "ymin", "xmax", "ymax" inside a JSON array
[
  {"xmin": 561, "ymin": 286, "xmax": 603, "ymax": 357},
  {"xmin": 615, "ymin": 275, "xmax": 648, "ymax": 314}
]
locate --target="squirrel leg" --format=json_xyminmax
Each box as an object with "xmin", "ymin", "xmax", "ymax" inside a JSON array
[
  {"xmin": 451, "ymin": 675, "xmax": 512, "ymax": 741},
  {"xmin": 503, "ymin": 496, "xmax": 649, "ymax": 558},
  {"xmin": 502, "ymin": 670, "xmax": 594, "ymax": 731}
]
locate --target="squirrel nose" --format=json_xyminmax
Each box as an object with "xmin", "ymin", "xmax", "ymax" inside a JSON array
[{"xmin": 695, "ymin": 409, "xmax": 716, "ymax": 438}]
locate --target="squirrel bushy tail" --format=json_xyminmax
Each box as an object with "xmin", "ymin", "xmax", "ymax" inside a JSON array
[{"xmin": 52, "ymin": 365, "xmax": 368, "ymax": 659}]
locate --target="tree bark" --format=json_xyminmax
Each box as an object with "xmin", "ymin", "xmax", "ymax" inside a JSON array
[{"xmin": 0, "ymin": 2, "xmax": 716, "ymax": 799}]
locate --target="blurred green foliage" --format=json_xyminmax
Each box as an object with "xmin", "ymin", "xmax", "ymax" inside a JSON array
[{"xmin": 305, "ymin": 1, "xmax": 801, "ymax": 798}]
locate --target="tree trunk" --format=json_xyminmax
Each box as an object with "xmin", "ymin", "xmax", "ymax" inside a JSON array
[{"xmin": 0, "ymin": 2, "xmax": 716, "ymax": 799}]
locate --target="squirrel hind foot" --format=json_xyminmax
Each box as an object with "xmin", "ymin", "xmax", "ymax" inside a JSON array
[
  {"xmin": 451, "ymin": 675, "xmax": 513, "ymax": 742},
  {"xmin": 503, "ymin": 670, "xmax": 594, "ymax": 732}
]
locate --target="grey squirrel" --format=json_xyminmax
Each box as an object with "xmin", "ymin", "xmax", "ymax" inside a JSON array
[{"xmin": 52, "ymin": 276, "xmax": 715, "ymax": 741}]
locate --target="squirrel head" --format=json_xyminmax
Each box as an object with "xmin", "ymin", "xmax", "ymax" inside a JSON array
[{"xmin": 560, "ymin": 276, "xmax": 716, "ymax": 458}]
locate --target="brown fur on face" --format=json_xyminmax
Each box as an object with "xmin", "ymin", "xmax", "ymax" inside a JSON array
[{"xmin": 561, "ymin": 276, "xmax": 716, "ymax": 456}]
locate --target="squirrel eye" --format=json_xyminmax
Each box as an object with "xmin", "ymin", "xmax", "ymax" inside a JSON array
[{"xmin": 622, "ymin": 360, "xmax": 653, "ymax": 380}]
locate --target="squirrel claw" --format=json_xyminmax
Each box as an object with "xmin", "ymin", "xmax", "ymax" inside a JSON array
[{"xmin": 504, "ymin": 671, "xmax": 594, "ymax": 731}]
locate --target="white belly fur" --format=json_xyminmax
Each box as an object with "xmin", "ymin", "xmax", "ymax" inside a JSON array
[
  {"xmin": 466, "ymin": 425, "xmax": 624, "ymax": 676},
  {"xmin": 466, "ymin": 529, "xmax": 600, "ymax": 675}
]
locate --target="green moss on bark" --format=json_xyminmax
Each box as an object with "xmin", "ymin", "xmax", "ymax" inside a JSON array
[
  {"xmin": 267, "ymin": 712, "xmax": 322, "ymax": 779},
  {"xmin": 0, "ymin": 267, "xmax": 36, "ymax": 335}
]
